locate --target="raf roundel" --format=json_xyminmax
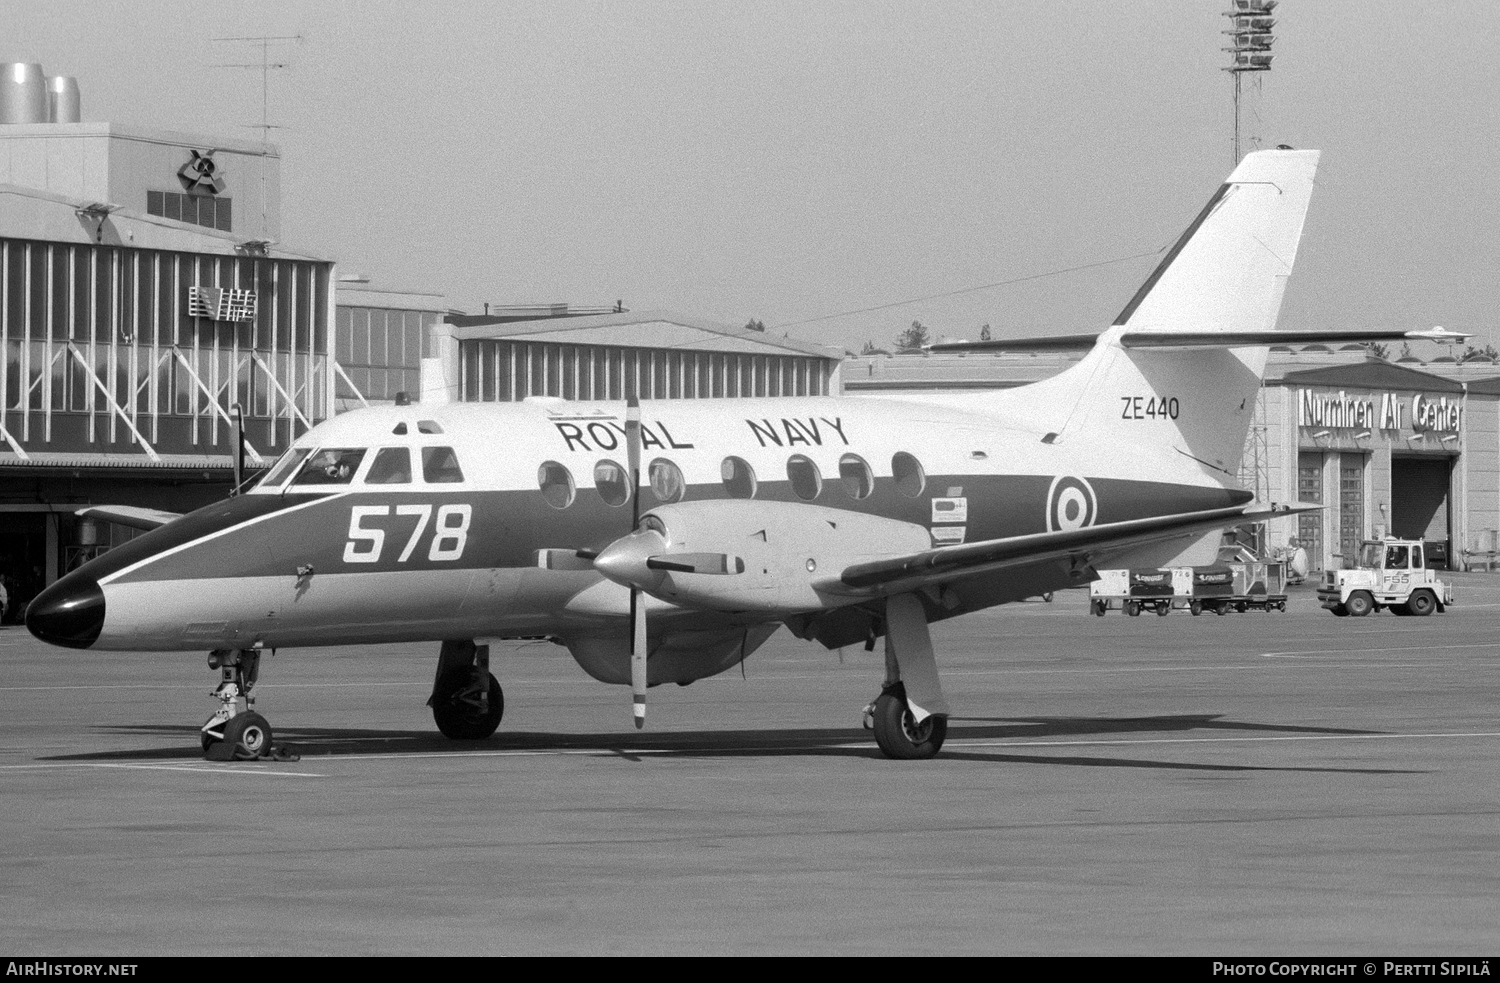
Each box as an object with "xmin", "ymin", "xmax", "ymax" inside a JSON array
[{"xmin": 1046, "ymin": 475, "xmax": 1097, "ymax": 532}]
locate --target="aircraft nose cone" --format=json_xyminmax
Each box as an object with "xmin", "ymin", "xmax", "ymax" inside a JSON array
[
  {"xmin": 593, "ymin": 529, "xmax": 667, "ymax": 589},
  {"xmin": 26, "ymin": 574, "xmax": 105, "ymax": 649}
]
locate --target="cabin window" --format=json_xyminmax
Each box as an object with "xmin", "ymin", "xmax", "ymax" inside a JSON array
[
  {"xmin": 649, "ymin": 458, "xmax": 685, "ymax": 504},
  {"xmin": 595, "ymin": 459, "xmax": 631, "ymax": 507},
  {"xmin": 422, "ymin": 446, "xmax": 465, "ymax": 483},
  {"xmin": 292, "ymin": 448, "xmax": 367, "ymax": 486},
  {"xmin": 259, "ymin": 447, "xmax": 310, "ymax": 489},
  {"xmin": 539, "ymin": 461, "xmax": 575, "ymax": 509},
  {"xmin": 892, "ymin": 451, "xmax": 926, "ymax": 498},
  {"xmin": 839, "ymin": 453, "xmax": 874, "ymax": 500},
  {"xmin": 787, "ymin": 455, "xmax": 822, "ymax": 500},
  {"xmin": 365, "ymin": 447, "xmax": 413, "ymax": 485},
  {"xmin": 721, "ymin": 456, "xmax": 757, "ymax": 499}
]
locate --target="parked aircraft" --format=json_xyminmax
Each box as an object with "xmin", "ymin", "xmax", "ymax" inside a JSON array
[{"xmin": 25, "ymin": 149, "xmax": 1464, "ymax": 760}]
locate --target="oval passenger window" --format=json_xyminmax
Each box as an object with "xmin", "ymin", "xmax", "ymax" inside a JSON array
[
  {"xmin": 892, "ymin": 451, "xmax": 926, "ymax": 498},
  {"xmin": 538, "ymin": 461, "xmax": 575, "ymax": 509},
  {"xmin": 787, "ymin": 455, "xmax": 821, "ymax": 500},
  {"xmin": 839, "ymin": 454, "xmax": 873, "ymax": 500},
  {"xmin": 721, "ymin": 456, "xmax": 757, "ymax": 499},
  {"xmin": 594, "ymin": 459, "xmax": 631, "ymax": 507}
]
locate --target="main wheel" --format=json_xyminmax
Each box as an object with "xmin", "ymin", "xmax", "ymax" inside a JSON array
[
  {"xmin": 432, "ymin": 670, "xmax": 504, "ymax": 740},
  {"xmin": 1345, "ymin": 591, "xmax": 1374, "ymax": 617},
  {"xmin": 871, "ymin": 686, "xmax": 947, "ymax": 760},
  {"xmin": 219, "ymin": 712, "xmax": 272, "ymax": 761},
  {"xmin": 1406, "ymin": 590, "xmax": 1437, "ymax": 617}
]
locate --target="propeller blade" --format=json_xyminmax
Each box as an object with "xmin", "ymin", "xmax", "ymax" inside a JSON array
[
  {"xmin": 645, "ymin": 553, "xmax": 746, "ymax": 575},
  {"xmin": 631, "ymin": 587, "xmax": 647, "ymax": 729},
  {"xmin": 626, "ymin": 395, "xmax": 642, "ymax": 529},
  {"xmin": 626, "ymin": 392, "xmax": 646, "ymax": 728}
]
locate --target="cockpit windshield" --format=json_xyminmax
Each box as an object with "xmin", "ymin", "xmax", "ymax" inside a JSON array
[
  {"xmin": 291, "ymin": 448, "xmax": 368, "ymax": 486},
  {"xmin": 257, "ymin": 447, "xmax": 311, "ymax": 490}
]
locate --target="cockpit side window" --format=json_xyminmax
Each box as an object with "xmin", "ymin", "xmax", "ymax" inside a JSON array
[
  {"xmin": 259, "ymin": 447, "xmax": 311, "ymax": 489},
  {"xmin": 292, "ymin": 448, "xmax": 367, "ymax": 486},
  {"xmin": 421, "ymin": 446, "xmax": 465, "ymax": 483},
  {"xmin": 365, "ymin": 447, "xmax": 413, "ymax": 485}
]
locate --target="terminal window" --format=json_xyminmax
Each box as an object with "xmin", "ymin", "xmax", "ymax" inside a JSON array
[{"xmin": 147, "ymin": 191, "xmax": 232, "ymax": 232}]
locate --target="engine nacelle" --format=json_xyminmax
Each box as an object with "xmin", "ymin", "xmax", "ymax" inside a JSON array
[{"xmin": 594, "ymin": 500, "xmax": 931, "ymax": 614}]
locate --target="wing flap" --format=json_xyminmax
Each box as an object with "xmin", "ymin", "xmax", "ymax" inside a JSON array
[{"xmin": 834, "ymin": 504, "xmax": 1312, "ymax": 595}]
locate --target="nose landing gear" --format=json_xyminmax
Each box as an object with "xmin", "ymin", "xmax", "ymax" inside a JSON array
[{"xmin": 201, "ymin": 648, "xmax": 296, "ymax": 761}]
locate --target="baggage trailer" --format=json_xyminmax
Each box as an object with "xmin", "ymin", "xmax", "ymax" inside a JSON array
[
  {"xmin": 1188, "ymin": 561, "xmax": 1288, "ymax": 615},
  {"xmin": 1089, "ymin": 562, "xmax": 1287, "ymax": 616},
  {"xmin": 1089, "ymin": 567, "xmax": 1191, "ymax": 616}
]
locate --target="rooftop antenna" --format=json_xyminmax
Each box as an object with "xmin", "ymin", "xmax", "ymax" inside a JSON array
[{"xmin": 213, "ymin": 35, "xmax": 302, "ymax": 238}]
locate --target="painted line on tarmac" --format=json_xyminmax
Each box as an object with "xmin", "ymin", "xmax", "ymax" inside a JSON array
[
  {"xmin": 948, "ymin": 731, "xmax": 1500, "ymax": 750},
  {"xmin": 0, "ymin": 761, "xmax": 324, "ymax": 776},
  {"xmin": 1262, "ymin": 641, "xmax": 1500, "ymax": 659}
]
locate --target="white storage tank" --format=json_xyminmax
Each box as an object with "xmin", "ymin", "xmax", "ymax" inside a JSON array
[
  {"xmin": 47, "ymin": 75, "xmax": 80, "ymax": 123},
  {"xmin": 1, "ymin": 62, "xmax": 48, "ymax": 124}
]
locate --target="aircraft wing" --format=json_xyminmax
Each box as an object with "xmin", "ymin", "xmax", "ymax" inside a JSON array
[
  {"xmin": 75, "ymin": 505, "xmax": 182, "ymax": 531},
  {"xmin": 834, "ymin": 503, "xmax": 1311, "ymax": 595}
]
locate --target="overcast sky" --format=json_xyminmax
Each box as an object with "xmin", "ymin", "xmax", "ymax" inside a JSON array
[{"xmin": 16, "ymin": 0, "xmax": 1500, "ymax": 353}]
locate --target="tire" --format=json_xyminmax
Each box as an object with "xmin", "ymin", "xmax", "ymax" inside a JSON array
[
  {"xmin": 432, "ymin": 670, "xmax": 504, "ymax": 740},
  {"xmin": 1155, "ymin": 603, "xmax": 1169, "ymax": 617},
  {"xmin": 1190, "ymin": 601, "xmax": 1202, "ymax": 616},
  {"xmin": 1042, "ymin": 592, "xmax": 1054, "ymax": 603},
  {"xmin": 871, "ymin": 686, "xmax": 947, "ymax": 760},
  {"xmin": 221, "ymin": 712, "xmax": 272, "ymax": 761},
  {"xmin": 1125, "ymin": 601, "xmax": 1140, "ymax": 617},
  {"xmin": 1406, "ymin": 590, "xmax": 1437, "ymax": 617},
  {"xmin": 1276, "ymin": 601, "xmax": 1286, "ymax": 612},
  {"xmin": 1345, "ymin": 591, "xmax": 1374, "ymax": 617},
  {"xmin": 1090, "ymin": 599, "xmax": 1105, "ymax": 617}
]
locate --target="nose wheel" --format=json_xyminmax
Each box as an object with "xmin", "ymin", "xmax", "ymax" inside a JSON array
[{"xmin": 200, "ymin": 648, "xmax": 296, "ymax": 761}]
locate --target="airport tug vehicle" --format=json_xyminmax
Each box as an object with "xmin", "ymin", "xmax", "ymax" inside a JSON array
[{"xmin": 1316, "ymin": 538, "xmax": 1453, "ymax": 617}]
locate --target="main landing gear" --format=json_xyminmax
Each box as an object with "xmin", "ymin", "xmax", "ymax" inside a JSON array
[
  {"xmin": 201, "ymin": 648, "xmax": 292, "ymax": 761},
  {"xmin": 860, "ymin": 593, "xmax": 950, "ymax": 760},
  {"xmin": 428, "ymin": 639, "xmax": 505, "ymax": 740}
]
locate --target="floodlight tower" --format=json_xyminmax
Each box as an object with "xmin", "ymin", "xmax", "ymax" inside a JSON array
[{"xmin": 1223, "ymin": 0, "xmax": 1276, "ymax": 167}]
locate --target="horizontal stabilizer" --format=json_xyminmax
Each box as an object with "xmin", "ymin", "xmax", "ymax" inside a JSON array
[{"xmin": 930, "ymin": 326, "xmax": 1469, "ymax": 355}]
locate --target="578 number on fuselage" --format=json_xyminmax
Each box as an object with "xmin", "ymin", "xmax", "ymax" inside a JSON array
[{"xmin": 344, "ymin": 503, "xmax": 473, "ymax": 564}]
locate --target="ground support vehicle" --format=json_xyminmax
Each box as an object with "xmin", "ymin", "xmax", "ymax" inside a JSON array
[
  {"xmin": 1316, "ymin": 538, "xmax": 1453, "ymax": 617},
  {"xmin": 1089, "ymin": 562, "xmax": 1287, "ymax": 616}
]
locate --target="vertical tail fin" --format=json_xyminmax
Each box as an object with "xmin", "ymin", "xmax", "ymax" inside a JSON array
[
  {"xmin": 1006, "ymin": 149, "xmax": 1320, "ymax": 476},
  {"xmin": 1114, "ymin": 149, "xmax": 1318, "ymax": 333}
]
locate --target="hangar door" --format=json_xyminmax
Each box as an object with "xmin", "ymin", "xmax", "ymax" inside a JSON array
[{"xmin": 1391, "ymin": 456, "xmax": 1452, "ymax": 565}]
